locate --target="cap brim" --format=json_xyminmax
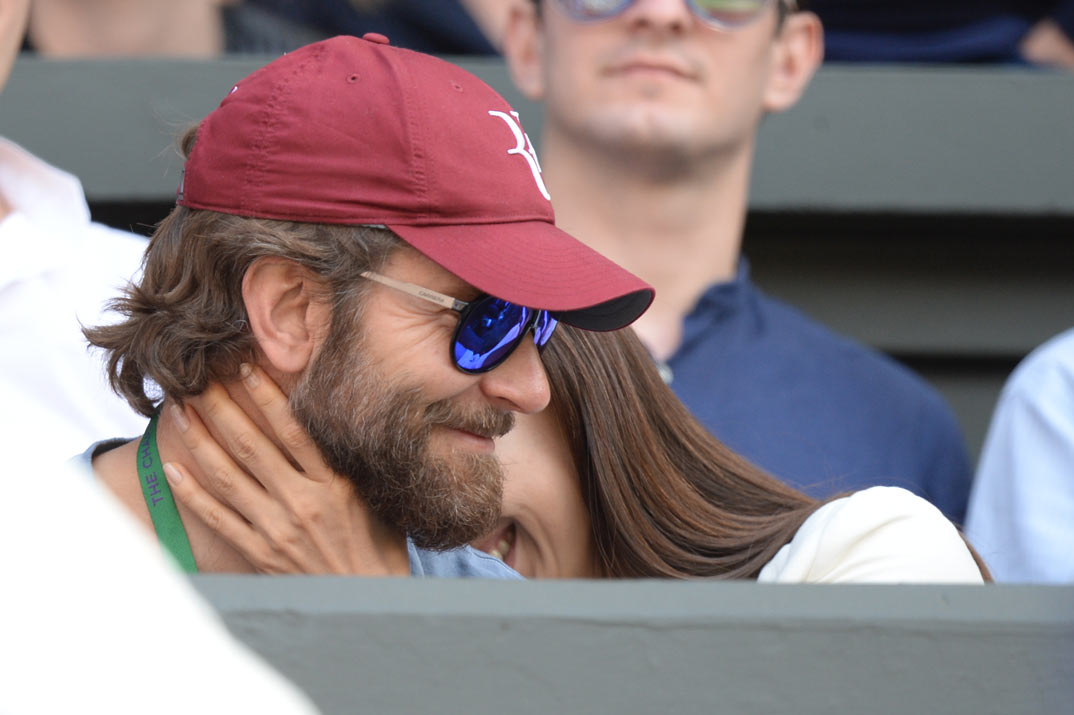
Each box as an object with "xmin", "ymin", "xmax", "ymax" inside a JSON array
[{"xmin": 389, "ymin": 220, "xmax": 654, "ymax": 331}]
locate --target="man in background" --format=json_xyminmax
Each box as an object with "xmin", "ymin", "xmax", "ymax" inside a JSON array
[{"xmin": 502, "ymin": 0, "xmax": 972, "ymax": 520}]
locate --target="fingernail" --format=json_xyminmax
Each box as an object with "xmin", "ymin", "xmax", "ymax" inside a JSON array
[
  {"xmin": 171, "ymin": 403, "xmax": 190, "ymax": 432},
  {"xmin": 240, "ymin": 363, "xmax": 260, "ymax": 388},
  {"xmin": 164, "ymin": 463, "xmax": 183, "ymax": 486}
]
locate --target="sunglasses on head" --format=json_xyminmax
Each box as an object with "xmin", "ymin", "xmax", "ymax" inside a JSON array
[
  {"xmin": 360, "ymin": 272, "xmax": 559, "ymax": 374},
  {"xmin": 551, "ymin": 0, "xmax": 797, "ymax": 30}
]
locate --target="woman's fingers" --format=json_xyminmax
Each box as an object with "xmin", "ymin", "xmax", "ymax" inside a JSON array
[
  {"xmin": 171, "ymin": 399, "xmax": 278, "ymax": 522},
  {"xmin": 163, "ymin": 460, "xmax": 290, "ymax": 573},
  {"xmin": 186, "ymin": 381, "xmax": 303, "ymax": 496},
  {"xmin": 238, "ymin": 363, "xmax": 335, "ymax": 483},
  {"xmin": 170, "ymin": 373, "xmax": 400, "ymax": 575}
]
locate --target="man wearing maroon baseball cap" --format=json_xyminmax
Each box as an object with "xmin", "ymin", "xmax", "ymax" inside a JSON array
[{"xmin": 82, "ymin": 34, "xmax": 652, "ymax": 578}]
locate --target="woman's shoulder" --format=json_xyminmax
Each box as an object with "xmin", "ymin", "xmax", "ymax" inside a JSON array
[{"xmin": 758, "ymin": 486, "xmax": 983, "ymax": 584}]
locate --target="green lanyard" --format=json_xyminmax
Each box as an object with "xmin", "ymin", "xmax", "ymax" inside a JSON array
[{"xmin": 136, "ymin": 412, "xmax": 198, "ymax": 573}]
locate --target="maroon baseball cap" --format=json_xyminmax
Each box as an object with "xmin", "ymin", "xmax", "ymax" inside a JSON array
[{"xmin": 177, "ymin": 34, "xmax": 652, "ymax": 330}]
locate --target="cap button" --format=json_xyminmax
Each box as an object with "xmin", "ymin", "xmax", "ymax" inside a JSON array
[{"xmin": 362, "ymin": 32, "xmax": 391, "ymax": 45}]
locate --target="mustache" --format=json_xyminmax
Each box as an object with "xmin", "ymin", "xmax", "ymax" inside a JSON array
[{"xmin": 423, "ymin": 399, "xmax": 515, "ymax": 440}]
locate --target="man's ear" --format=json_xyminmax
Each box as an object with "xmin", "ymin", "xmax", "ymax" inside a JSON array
[
  {"xmin": 242, "ymin": 258, "xmax": 328, "ymax": 376},
  {"xmin": 762, "ymin": 11, "xmax": 824, "ymax": 114},
  {"xmin": 502, "ymin": 0, "xmax": 546, "ymax": 101}
]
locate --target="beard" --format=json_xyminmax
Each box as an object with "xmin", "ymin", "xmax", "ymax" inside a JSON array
[{"xmin": 288, "ymin": 318, "xmax": 514, "ymax": 551}]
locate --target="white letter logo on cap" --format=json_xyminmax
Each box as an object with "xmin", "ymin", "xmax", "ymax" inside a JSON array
[{"xmin": 489, "ymin": 110, "xmax": 551, "ymax": 201}]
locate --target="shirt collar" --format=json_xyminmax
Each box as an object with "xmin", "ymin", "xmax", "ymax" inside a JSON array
[
  {"xmin": 0, "ymin": 138, "xmax": 98, "ymax": 288},
  {"xmin": 0, "ymin": 136, "xmax": 92, "ymax": 231},
  {"xmin": 690, "ymin": 257, "xmax": 752, "ymax": 314},
  {"xmin": 675, "ymin": 257, "xmax": 755, "ymax": 356}
]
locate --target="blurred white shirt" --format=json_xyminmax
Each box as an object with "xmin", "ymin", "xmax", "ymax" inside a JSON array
[
  {"xmin": 967, "ymin": 327, "xmax": 1074, "ymax": 583},
  {"xmin": 0, "ymin": 137, "xmax": 149, "ymax": 462},
  {"xmin": 0, "ymin": 447, "xmax": 321, "ymax": 714}
]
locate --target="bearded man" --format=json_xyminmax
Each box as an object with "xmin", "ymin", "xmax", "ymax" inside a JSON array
[{"xmin": 83, "ymin": 33, "xmax": 652, "ymax": 576}]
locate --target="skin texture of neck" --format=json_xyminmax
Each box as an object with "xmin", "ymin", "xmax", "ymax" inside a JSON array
[
  {"xmin": 539, "ymin": 124, "xmax": 753, "ymax": 361},
  {"xmin": 0, "ymin": 193, "xmax": 11, "ymax": 223},
  {"xmin": 92, "ymin": 380, "xmax": 410, "ymax": 574}
]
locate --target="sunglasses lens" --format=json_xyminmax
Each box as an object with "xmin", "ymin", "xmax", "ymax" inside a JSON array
[
  {"xmin": 693, "ymin": 0, "xmax": 769, "ymax": 26},
  {"xmin": 532, "ymin": 311, "xmax": 559, "ymax": 350},
  {"xmin": 454, "ymin": 298, "xmax": 531, "ymax": 372},
  {"xmin": 558, "ymin": 0, "xmax": 771, "ymax": 27},
  {"xmin": 559, "ymin": 0, "xmax": 633, "ymax": 21}
]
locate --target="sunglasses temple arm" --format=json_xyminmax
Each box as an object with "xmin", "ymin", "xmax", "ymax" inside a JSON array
[{"xmin": 359, "ymin": 271, "xmax": 469, "ymax": 312}]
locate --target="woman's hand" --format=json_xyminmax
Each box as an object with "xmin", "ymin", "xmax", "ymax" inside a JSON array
[{"xmin": 164, "ymin": 364, "xmax": 409, "ymax": 575}]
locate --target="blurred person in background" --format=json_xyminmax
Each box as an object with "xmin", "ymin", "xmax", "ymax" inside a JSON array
[
  {"xmin": 808, "ymin": 0, "xmax": 1074, "ymax": 67},
  {"xmin": 5, "ymin": 0, "xmax": 320, "ymax": 460},
  {"xmin": 246, "ymin": 0, "xmax": 512, "ymax": 54},
  {"xmin": 1, "ymin": 0, "xmax": 148, "ymax": 460},
  {"xmin": 499, "ymin": 0, "xmax": 973, "ymax": 520},
  {"xmin": 25, "ymin": 0, "xmax": 320, "ymax": 56},
  {"xmin": 966, "ymin": 327, "xmax": 1074, "ymax": 583}
]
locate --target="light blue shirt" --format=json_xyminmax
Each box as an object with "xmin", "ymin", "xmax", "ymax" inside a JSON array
[
  {"xmin": 966, "ymin": 327, "xmax": 1074, "ymax": 583},
  {"xmin": 408, "ymin": 540, "xmax": 520, "ymax": 579}
]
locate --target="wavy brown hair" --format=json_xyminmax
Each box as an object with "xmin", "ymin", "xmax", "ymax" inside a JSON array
[
  {"xmin": 85, "ymin": 125, "xmax": 400, "ymax": 417},
  {"xmin": 541, "ymin": 326, "xmax": 993, "ymax": 582},
  {"xmin": 541, "ymin": 325, "xmax": 821, "ymax": 579}
]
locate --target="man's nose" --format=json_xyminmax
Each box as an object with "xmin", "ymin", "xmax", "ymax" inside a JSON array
[
  {"xmin": 620, "ymin": 0, "xmax": 694, "ymax": 32},
  {"xmin": 478, "ymin": 337, "xmax": 551, "ymax": 415}
]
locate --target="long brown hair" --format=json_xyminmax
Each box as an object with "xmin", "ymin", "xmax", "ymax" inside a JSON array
[
  {"xmin": 541, "ymin": 326, "xmax": 994, "ymax": 582},
  {"xmin": 541, "ymin": 325, "xmax": 822, "ymax": 579}
]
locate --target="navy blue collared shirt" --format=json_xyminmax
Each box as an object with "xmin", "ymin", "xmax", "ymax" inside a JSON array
[{"xmin": 667, "ymin": 262, "xmax": 972, "ymax": 523}]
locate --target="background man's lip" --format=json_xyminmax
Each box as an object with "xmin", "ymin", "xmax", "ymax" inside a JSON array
[{"xmin": 610, "ymin": 62, "xmax": 691, "ymax": 78}]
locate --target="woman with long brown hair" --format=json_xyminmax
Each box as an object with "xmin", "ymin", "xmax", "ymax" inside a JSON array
[
  {"xmin": 470, "ymin": 325, "xmax": 985, "ymax": 581},
  {"xmin": 164, "ymin": 325, "xmax": 987, "ymax": 582},
  {"xmin": 473, "ymin": 323, "xmax": 819, "ymax": 579}
]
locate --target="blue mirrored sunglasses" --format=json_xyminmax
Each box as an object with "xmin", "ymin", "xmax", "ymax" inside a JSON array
[
  {"xmin": 552, "ymin": 0, "xmax": 796, "ymax": 30},
  {"xmin": 360, "ymin": 272, "xmax": 559, "ymax": 374}
]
